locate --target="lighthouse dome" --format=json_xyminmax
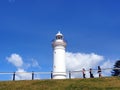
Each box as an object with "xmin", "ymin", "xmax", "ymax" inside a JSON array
[
  {"xmin": 56, "ymin": 31, "xmax": 63, "ymax": 40},
  {"xmin": 56, "ymin": 31, "xmax": 63, "ymax": 36}
]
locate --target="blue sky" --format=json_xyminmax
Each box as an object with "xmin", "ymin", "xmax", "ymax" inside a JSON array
[{"xmin": 0, "ymin": 0, "xmax": 120, "ymax": 80}]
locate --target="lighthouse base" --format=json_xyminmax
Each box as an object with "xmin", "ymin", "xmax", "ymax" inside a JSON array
[{"xmin": 53, "ymin": 73, "xmax": 67, "ymax": 79}]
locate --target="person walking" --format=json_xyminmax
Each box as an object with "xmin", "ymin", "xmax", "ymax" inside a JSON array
[
  {"xmin": 98, "ymin": 66, "xmax": 102, "ymax": 78},
  {"xmin": 89, "ymin": 68, "xmax": 94, "ymax": 78},
  {"xmin": 82, "ymin": 68, "xmax": 86, "ymax": 78}
]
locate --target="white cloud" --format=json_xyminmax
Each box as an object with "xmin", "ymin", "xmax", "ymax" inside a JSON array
[
  {"xmin": 66, "ymin": 52, "xmax": 104, "ymax": 71},
  {"xmin": 101, "ymin": 60, "xmax": 114, "ymax": 68},
  {"xmin": 65, "ymin": 52, "xmax": 113, "ymax": 78},
  {"xmin": 15, "ymin": 68, "xmax": 32, "ymax": 80},
  {"xmin": 7, "ymin": 53, "xmax": 41, "ymax": 69},
  {"xmin": 31, "ymin": 59, "xmax": 41, "ymax": 68},
  {"xmin": 23, "ymin": 59, "xmax": 41, "ymax": 69},
  {"xmin": 7, "ymin": 53, "xmax": 41, "ymax": 80},
  {"xmin": 101, "ymin": 60, "xmax": 114, "ymax": 76},
  {"xmin": 7, "ymin": 53, "xmax": 23, "ymax": 67}
]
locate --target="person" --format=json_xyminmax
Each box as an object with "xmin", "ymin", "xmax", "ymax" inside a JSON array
[
  {"xmin": 98, "ymin": 66, "xmax": 102, "ymax": 78},
  {"xmin": 89, "ymin": 68, "xmax": 94, "ymax": 78},
  {"xmin": 82, "ymin": 68, "xmax": 86, "ymax": 78}
]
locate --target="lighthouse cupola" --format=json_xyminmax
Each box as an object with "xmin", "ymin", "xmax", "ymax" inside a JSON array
[{"xmin": 56, "ymin": 31, "xmax": 63, "ymax": 40}]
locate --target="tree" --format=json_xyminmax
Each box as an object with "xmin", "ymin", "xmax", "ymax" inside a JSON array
[{"xmin": 112, "ymin": 60, "xmax": 120, "ymax": 76}]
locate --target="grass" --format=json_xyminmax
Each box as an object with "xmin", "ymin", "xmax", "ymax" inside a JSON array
[{"xmin": 0, "ymin": 77, "xmax": 120, "ymax": 90}]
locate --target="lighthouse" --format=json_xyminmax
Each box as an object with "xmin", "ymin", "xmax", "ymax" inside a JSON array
[{"xmin": 52, "ymin": 31, "xmax": 67, "ymax": 79}]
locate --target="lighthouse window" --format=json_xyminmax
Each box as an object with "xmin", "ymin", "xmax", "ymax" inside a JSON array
[{"xmin": 56, "ymin": 35, "xmax": 63, "ymax": 39}]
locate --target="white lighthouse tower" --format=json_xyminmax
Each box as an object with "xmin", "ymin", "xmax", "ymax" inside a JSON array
[{"xmin": 52, "ymin": 31, "xmax": 67, "ymax": 79}]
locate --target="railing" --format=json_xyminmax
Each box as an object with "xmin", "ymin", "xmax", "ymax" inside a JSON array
[{"xmin": 0, "ymin": 68, "xmax": 119, "ymax": 81}]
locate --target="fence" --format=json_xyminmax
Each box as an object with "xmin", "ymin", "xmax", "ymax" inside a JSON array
[{"xmin": 0, "ymin": 68, "xmax": 119, "ymax": 81}]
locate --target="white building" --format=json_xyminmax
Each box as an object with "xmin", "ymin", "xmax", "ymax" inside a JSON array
[{"xmin": 52, "ymin": 31, "xmax": 67, "ymax": 79}]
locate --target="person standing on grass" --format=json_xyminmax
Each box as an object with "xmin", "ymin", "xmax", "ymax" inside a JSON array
[
  {"xmin": 82, "ymin": 68, "xmax": 86, "ymax": 78},
  {"xmin": 89, "ymin": 68, "xmax": 94, "ymax": 78},
  {"xmin": 98, "ymin": 66, "xmax": 102, "ymax": 78}
]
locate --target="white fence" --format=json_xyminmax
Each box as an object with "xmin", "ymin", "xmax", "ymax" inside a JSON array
[{"xmin": 0, "ymin": 68, "xmax": 119, "ymax": 81}]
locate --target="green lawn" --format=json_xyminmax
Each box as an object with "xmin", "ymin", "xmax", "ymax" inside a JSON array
[{"xmin": 0, "ymin": 77, "xmax": 120, "ymax": 90}]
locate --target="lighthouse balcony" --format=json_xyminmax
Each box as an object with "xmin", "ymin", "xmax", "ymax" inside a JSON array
[{"xmin": 52, "ymin": 40, "xmax": 66, "ymax": 47}]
